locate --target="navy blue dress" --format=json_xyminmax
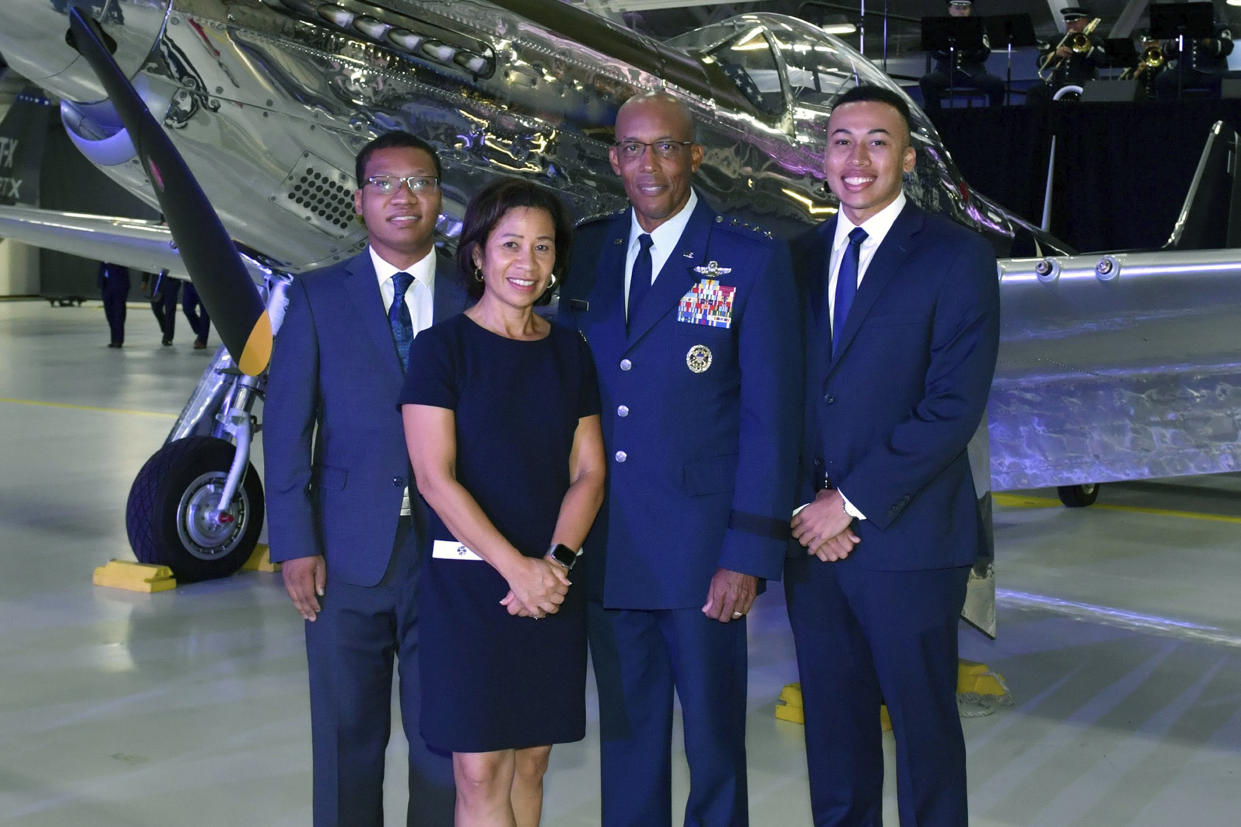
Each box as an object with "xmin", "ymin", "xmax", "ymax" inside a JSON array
[{"xmin": 399, "ymin": 313, "xmax": 599, "ymax": 752}]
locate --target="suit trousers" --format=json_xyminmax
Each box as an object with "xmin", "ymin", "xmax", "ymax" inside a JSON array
[
  {"xmin": 784, "ymin": 556, "xmax": 970, "ymax": 827},
  {"xmin": 588, "ymin": 601, "xmax": 749, "ymax": 827},
  {"xmin": 305, "ymin": 516, "xmax": 454, "ymax": 827}
]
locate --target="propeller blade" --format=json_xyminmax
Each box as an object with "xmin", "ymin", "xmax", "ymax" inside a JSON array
[{"xmin": 65, "ymin": 9, "xmax": 272, "ymax": 375}]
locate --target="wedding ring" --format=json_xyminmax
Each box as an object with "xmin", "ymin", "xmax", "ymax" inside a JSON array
[{"xmin": 732, "ymin": 611, "xmax": 744, "ymax": 618}]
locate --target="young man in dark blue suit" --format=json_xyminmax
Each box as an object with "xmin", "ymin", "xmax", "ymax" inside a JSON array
[
  {"xmin": 787, "ymin": 85, "xmax": 1000, "ymax": 825},
  {"xmin": 558, "ymin": 92, "xmax": 802, "ymax": 826},
  {"xmin": 264, "ymin": 132, "xmax": 464, "ymax": 826}
]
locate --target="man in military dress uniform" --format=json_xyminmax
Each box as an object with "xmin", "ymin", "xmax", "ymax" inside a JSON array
[
  {"xmin": 557, "ymin": 91, "xmax": 802, "ymax": 826},
  {"xmin": 919, "ymin": 0, "xmax": 1006, "ymax": 110},
  {"xmin": 1026, "ymin": 6, "xmax": 1106, "ymax": 106},
  {"xmin": 1157, "ymin": 16, "xmax": 1234, "ymax": 99}
]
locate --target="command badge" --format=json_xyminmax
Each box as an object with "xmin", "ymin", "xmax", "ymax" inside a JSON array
[{"xmin": 686, "ymin": 344, "xmax": 713, "ymax": 373}]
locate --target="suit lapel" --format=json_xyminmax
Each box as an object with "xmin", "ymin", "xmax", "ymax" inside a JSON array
[
  {"xmin": 625, "ymin": 200, "xmax": 715, "ymax": 347},
  {"xmin": 431, "ymin": 251, "xmax": 466, "ymax": 323},
  {"xmin": 343, "ymin": 251, "xmax": 404, "ymax": 380},
  {"xmin": 831, "ymin": 203, "xmax": 923, "ymax": 365}
]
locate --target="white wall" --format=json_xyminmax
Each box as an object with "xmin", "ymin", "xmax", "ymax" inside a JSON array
[{"xmin": 0, "ymin": 238, "xmax": 39, "ymax": 295}]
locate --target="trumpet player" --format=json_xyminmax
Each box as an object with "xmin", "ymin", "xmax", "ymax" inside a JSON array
[
  {"xmin": 1156, "ymin": 18, "xmax": 1233, "ymax": 99},
  {"xmin": 1026, "ymin": 6, "xmax": 1107, "ymax": 107}
]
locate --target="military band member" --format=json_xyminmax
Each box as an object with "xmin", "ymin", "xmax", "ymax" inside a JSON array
[
  {"xmin": 1157, "ymin": 18, "xmax": 1234, "ymax": 99},
  {"xmin": 1026, "ymin": 6, "xmax": 1107, "ymax": 106},
  {"xmin": 919, "ymin": 0, "xmax": 1006, "ymax": 110},
  {"xmin": 557, "ymin": 91, "xmax": 802, "ymax": 826}
]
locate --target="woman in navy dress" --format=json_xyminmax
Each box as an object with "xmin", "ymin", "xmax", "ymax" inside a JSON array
[{"xmin": 400, "ymin": 180, "xmax": 604, "ymax": 827}]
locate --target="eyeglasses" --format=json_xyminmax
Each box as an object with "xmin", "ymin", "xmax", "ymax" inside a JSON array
[
  {"xmin": 613, "ymin": 140, "xmax": 695, "ymax": 161},
  {"xmin": 365, "ymin": 175, "xmax": 439, "ymax": 195}
]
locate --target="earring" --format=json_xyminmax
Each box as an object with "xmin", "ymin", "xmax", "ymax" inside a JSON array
[
  {"xmin": 547, "ymin": 273, "xmax": 558, "ymax": 289},
  {"xmin": 473, "ymin": 267, "xmax": 484, "ymax": 283}
]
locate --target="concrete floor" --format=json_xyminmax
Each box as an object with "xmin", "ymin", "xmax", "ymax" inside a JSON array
[{"xmin": 1, "ymin": 298, "xmax": 1239, "ymax": 826}]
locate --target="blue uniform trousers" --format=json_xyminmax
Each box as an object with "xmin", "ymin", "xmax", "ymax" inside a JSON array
[{"xmin": 588, "ymin": 601, "xmax": 749, "ymax": 827}]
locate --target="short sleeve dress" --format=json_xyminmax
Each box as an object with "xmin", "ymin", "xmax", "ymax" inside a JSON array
[{"xmin": 398, "ymin": 313, "xmax": 600, "ymax": 753}]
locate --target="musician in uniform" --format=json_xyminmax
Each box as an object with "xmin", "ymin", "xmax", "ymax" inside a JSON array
[
  {"xmin": 1026, "ymin": 6, "xmax": 1107, "ymax": 106},
  {"xmin": 919, "ymin": 0, "xmax": 1005, "ymax": 110},
  {"xmin": 1157, "ymin": 17, "xmax": 1233, "ymax": 99}
]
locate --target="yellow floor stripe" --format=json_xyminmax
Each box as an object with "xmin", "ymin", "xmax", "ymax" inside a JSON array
[
  {"xmin": 0, "ymin": 397, "xmax": 176, "ymax": 418},
  {"xmin": 994, "ymin": 492, "xmax": 1241, "ymax": 524}
]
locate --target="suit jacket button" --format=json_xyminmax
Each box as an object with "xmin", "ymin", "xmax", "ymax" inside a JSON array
[
  {"xmin": 614, "ymin": 450, "xmax": 628, "ymax": 463},
  {"xmin": 392, "ymin": 476, "xmax": 403, "ymax": 487},
  {"xmin": 824, "ymin": 393, "xmax": 835, "ymax": 404},
  {"xmin": 617, "ymin": 404, "xmax": 629, "ymax": 417},
  {"xmin": 619, "ymin": 358, "xmax": 632, "ymax": 371}
]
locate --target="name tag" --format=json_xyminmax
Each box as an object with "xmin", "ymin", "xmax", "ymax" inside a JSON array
[{"xmin": 432, "ymin": 539, "xmax": 483, "ymax": 561}]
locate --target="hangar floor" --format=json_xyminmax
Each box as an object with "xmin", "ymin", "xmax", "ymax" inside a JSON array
[{"xmin": 2, "ymin": 298, "xmax": 1239, "ymax": 826}]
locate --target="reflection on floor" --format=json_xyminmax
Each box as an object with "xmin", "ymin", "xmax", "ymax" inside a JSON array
[{"xmin": 1, "ymin": 300, "xmax": 1238, "ymax": 826}]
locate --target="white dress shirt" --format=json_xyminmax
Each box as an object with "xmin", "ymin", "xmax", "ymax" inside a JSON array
[
  {"xmin": 624, "ymin": 189, "xmax": 699, "ymax": 320},
  {"xmin": 370, "ymin": 245, "xmax": 436, "ymax": 336}
]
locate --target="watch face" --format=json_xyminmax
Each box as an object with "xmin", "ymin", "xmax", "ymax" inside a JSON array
[{"xmin": 551, "ymin": 544, "xmax": 577, "ymax": 569}]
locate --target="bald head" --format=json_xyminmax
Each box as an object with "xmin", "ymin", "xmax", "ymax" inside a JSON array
[
  {"xmin": 609, "ymin": 90, "xmax": 703, "ymax": 232},
  {"xmin": 616, "ymin": 91, "xmax": 695, "ymax": 138}
]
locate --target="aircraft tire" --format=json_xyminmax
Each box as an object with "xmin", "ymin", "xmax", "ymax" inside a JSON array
[
  {"xmin": 1057, "ymin": 483, "xmax": 1100, "ymax": 508},
  {"xmin": 126, "ymin": 436, "xmax": 264, "ymax": 582}
]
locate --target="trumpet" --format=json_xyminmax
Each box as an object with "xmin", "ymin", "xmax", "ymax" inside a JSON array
[
  {"xmin": 1038, "ymin": 17, "xmax": 1101, "ymax": 81},
  {"xmin": 1122, "ymin": 42, "xmax": 1164, "ymax": 79}
]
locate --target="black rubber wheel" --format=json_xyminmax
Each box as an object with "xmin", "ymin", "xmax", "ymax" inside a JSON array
[
  {"xmin": 126, "ymin": 436, "xmax": 264, "ymax": 582},
  {"xmin": 1057, "ymin": 483, "xmax": 1100, "ymax": 508}
]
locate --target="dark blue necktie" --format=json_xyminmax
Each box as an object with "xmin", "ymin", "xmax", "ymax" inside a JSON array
[
  {"xmin": 627, "ymin": 233, "xmax": 654, "ymax": 329},
  {"xmin": 390, "ymin": 271, "xmax": 414, "ymax": 371},
  {"xmin": 832, "ymin": 227, "xmax": 867, "ymax": 355}
]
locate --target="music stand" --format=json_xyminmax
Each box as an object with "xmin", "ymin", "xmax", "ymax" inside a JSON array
[
  {"xmin": 921, "ymin": 17, "xmax": 986, "ymax": 105},
  {"xmin": 984, "ymin": 14, "xmax": 1036, "ymax": 105},
  {"xmin": 1103, "ymin": 37, "xmax": 1138, "ymax": 77},
  {"xmin": 1150, "ymin": 3, "xmax": 1215, "ymax": 98}
]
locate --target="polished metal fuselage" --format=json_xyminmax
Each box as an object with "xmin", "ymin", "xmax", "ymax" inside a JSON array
[{"xmin": 0, "ymin": 0, "xmax": 1237, "ymax": 494}]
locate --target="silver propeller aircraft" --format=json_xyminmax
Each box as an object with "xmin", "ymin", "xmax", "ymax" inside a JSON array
[{"xmin": 2, "ymin": 0, "xmax": 1239, "ymax": 635}]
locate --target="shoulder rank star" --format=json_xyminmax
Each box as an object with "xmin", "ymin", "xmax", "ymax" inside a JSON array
[{"xmin": 693, "ymin": 261, "xmax": 732, "ymax": 277}]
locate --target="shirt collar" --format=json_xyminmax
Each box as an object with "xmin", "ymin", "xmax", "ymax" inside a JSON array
[
  {"xmin": 628, "ymin": 189, "xmax": 699, "ymax": 251},
  {"xmin": 369, "ymin": 245, "xmax": 436, "ymax": 291},
  {"xmin": 833, "ymin": 192, "xmax": 907, "ymax": 252}
]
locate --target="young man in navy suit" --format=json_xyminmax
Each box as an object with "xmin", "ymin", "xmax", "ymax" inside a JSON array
[
  {"xmin": 264, "ymin": 132, "xmax": 464, "ymax": 826},
  {"xmin": 558, "ymin": 92, "xmax": 802, "ymax": 826},
  {"xmin": 787, "ymin": 85, "xmax": 1000, "ymax": 825}
]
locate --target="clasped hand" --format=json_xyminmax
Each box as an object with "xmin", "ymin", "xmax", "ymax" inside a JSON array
[
  {"xmin": 790, "ymin": 488, "xmax": 860, "ymax": 562},
  {"xmin": 500, "ymin": 555, "xmax": 571, "ymax": 619}
]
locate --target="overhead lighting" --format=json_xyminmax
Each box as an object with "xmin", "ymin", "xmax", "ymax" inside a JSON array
[{"xmin": 821, "ymin": 23, "xmax": 857, "ymax": 35}]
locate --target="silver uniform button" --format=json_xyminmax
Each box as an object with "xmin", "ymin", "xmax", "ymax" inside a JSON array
[
  {"xmin": 617, "ymin": 405, "xmax": 629, "ymax": 417},
  {"xmin": 614, "ymin": 450, "xmax": 628, "ymax": 463},
  {"xmin": 619, "ymin": 358, "xmax": 632, "ymax": 371}
]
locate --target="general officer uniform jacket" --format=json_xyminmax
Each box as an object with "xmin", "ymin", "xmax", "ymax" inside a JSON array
[{"xmin": 557, "ymin": 196, "xmax": 803, "ymax": 609}]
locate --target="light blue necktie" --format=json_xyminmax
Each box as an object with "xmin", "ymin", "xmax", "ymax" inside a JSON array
[
  {"xmin": 832, "ymin": 227, "xmax": 867, "ymax": 355},
  {"xmin": 627, "ymin": 233, "xmax": 654, "ymax": 330},
  {"xmin": 390, "ymin": 271, "xmax": 414, "ymax": 371}
]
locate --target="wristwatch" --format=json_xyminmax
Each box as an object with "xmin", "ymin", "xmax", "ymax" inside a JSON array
[{"xmin": 547, "ymin": 543, "xmax": 581, "ymax": 571}]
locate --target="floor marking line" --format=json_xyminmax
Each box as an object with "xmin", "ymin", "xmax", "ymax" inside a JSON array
[
  {"xmin": 994, "ymin": 493, "xmax": 1241, "ymax": 525},
  {"xmin": 0, "ymin": 397, "xmax": 177, "ymax": 418}
]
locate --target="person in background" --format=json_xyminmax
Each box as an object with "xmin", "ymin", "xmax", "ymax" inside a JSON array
[
  {"xmin": 1157, "ymin": 17, "xmax": 1233, "ymax": 99},
  {"xmin": 401, "ymin": 179, "xmax": 605, "ymax": 827},
  {"xmin": 181, "ymin": 281, "xmax": 211, "ymax": 349},
  {"xmin": 1026, "ymin": 6, "xmax": 1106, "ymax": 106},
  {"xmin": 98, "ymin": 261, "xmax": 130, "ymax": 348},
  {"xmin": 919, "ymin": 0, "xmax": 1005, "ymax": 110},
  {"xmin": 146, "ymin": 268, "xmax": 181, "ymax": 346}
]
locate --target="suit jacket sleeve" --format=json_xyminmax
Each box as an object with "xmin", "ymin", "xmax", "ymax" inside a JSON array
[
  {"xmin": 841, "ymin": 232, "xmax": 999, "ymax": 530},
  {"xmin": 717, "ymin": 239, "xmax": 804, "ymax": 580},
  {"xmin": 262, "ymin": 276, "xmax": 323, "ymax": 562}
]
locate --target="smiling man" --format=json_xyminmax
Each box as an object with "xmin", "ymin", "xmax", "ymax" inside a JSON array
[
  {"xmin": 786, "ymin": 85, "xmax": 1000, "ymax": 825},
  {"xmin": 557, "ymin": 92, "xmax": 802, "ymax": 826},
  {"xmin": 264, "ymin": 131, "xmax": 467, "ymax": 826}
]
